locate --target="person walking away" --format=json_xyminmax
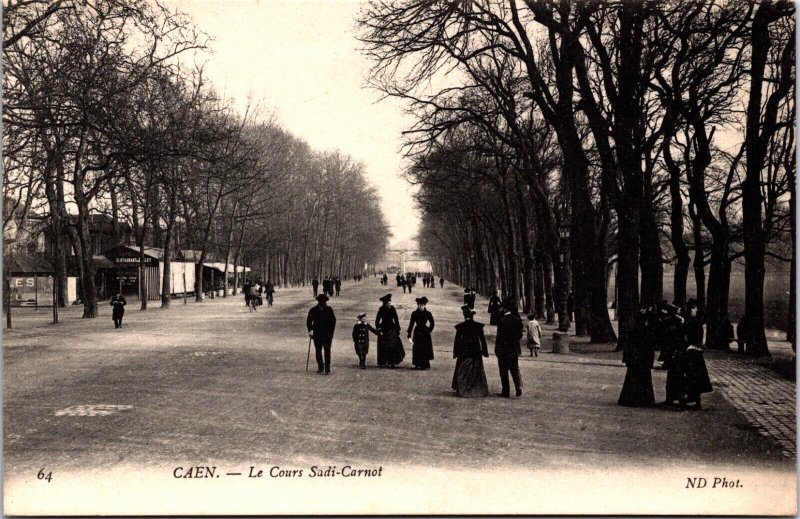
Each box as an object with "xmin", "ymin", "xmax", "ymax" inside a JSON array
[
  {"xmin": 464, "ymin": 288, "xmax": 476, "ymax": 310},
  {"xmin": 401, "ymin": 277, "xmax": 407, "ymax": 294},
  {"xmin": 677, "ymin": 303, "xmax": 712, "ymax": 410},
  {"xmin": 525, "ymin": 314, "xmax": 542, "ymax": 357},
  {"xmin": 439, "ymin": 276, "xmax": 444, "ymax": 288},
  {"xmin": 243, "ymin": 279, "xmax": 252, "ymax": 307},
  {"xmin": 306, "ymin": 294, "xmax": 337, "ymax": 374},
  {"xmin": 375, "ymin": 293, "xmax": 403, "ymax": 368},
  {"xmin": 495, "ymin": 299, "xmax": 524, "ymax": 398},
  {"xmin": 265, "ymin": 280, "xmax": 275, "ymax": 307},
  {"xmin": 736, "ymin": 315, "xmax": 749, "ymax": 354},
  {"xmin": 407, "ymin": 296, "xmax": 435, "ymax": 370},
  {"xmin": 312, "ymin": 277, "xmax": 319, "ymax": 298},
  {"xmin": 352, "ymin": 313, "xmax": 378, "ymax": 369},
  {"xmin": 110, "ymin": 292, "xmax": 127, "ymax": 329},
  {"xmin": 618, "ymin": 310, "xmax": 656, "ymax": 407},
  {"xmin": 334, "ymin": 276, "xmax": 341, "ymax": 297},
  {"xmin": 488, "ymin": 290, "xmax": 501, "ymax": 326},
  {"xmin": 407, "ymin": 273, "xmax": 413, "ymax": 294},
  {"xmin": 452, "ymin": 305, "xmax": 490, "ymax": 397},
  {"xmin": 249, "ymin": 282, "xmax": 261, "ymax": 311}
]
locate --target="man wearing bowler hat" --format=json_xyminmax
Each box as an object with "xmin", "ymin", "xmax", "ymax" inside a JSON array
[
  {"xmin": 306, "ymin": 294, "xmax": 337, "ymax": 374},
  {"xmin": 495, "ymin": 297, "xmax": 524, "ymax": 397}
]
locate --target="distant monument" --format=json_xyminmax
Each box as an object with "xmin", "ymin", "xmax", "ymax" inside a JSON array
[{"xmin": 376, "ymin": 238, "xmax": 432, "ymax": 274}]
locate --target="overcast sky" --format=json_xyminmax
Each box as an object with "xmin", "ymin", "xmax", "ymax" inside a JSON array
[{"xmin": 168, "ymin": 0, "xmax": 419, "ymax": 244}]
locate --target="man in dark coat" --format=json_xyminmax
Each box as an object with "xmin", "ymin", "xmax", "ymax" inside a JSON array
[
  {"xmin": 407, "ymin": 296, "xmax": 435, "ymax": 370},
  {"xmin": 452, "ymin": 305, "xmax": 490, "ymax": 397},
  {"xmin": 306, "ymin": 294, "xmax": 337, "ymax": 374},
  {"xmin": 495, "ymin": 299, "xmax": 524, "ymax": 398},
  {"xmin": 376, "ymin": 293, "xmax": 403, "ymax": 368},
  {"xmin": 439, "ymin": 276, "xmax": 444, "ymax": 288},
  {"xmin": 312, "ymin": 277, "xmax": 319, "ymax": 297},
  {"xmin": 110, "ymin": 292, "xmax": 127, "ymax": 328},
  {"xmin": 464, "ymin": 288, "xmax": 476, "ymax": 310},
  {"xmin": 352, "ymin": 313, "xmax": 378, "ymax": 369},
  {"xmin": 243, "ymin": 280, "xmax": 252, "ymax": 306},
  {"xmin": 487, "ymin": 290, "xmax": 502, "ymax": 326},
  {"xmin": 334, "ymin": 276, "xmax": 341, "ymax": 296}
]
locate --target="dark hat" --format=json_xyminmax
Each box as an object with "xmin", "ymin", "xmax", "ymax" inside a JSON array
[
  {"xmin": 501, "ymin": 297, "xmax": 517, "ymax": 311},
  {"xmin": 464, "ymin": 288, "xmax": 470, "ymax": 294},
  {"xmin": 357, "ymin": 312, "xmax": 367, "ymax": 320},
  {"xmin": 316, "ymin": 294, "xmax": 329, "ymax": 302},
  {"xmin": 379, "ymin": 293, "xmax": 392, "ymax": 303},
  {"xmin": 461, "ymin": 305, "xmax": 475, "ymax": 317},
  {"xmin": 415, "ymin": 297, "xmax": 428, "ymax": 305}
]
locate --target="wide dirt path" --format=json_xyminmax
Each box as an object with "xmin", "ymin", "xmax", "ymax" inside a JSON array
[{"xmin": 4, "ymin": 277, "xmax": 795, "ymax": 515}]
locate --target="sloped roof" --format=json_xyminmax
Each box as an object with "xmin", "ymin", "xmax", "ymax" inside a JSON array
[{"xmin": 5, "ymin": 252, "xmax": 54, "ymax": 273}]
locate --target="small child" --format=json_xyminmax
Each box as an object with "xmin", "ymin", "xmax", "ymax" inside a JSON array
[
  {"xmin": 525, "ymin": 314, "xmax": 542, "ymax": 357},
  {"xmin": 352, "ymin": 313, "xmax": 378, "ymax": 369}
]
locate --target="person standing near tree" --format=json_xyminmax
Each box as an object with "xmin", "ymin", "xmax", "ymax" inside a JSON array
[
  {"xmin": 495, "ymin": 298, "xmax": 524, "ymax": 398},
  {"xmin": 618, "ymin": 310, "xmax": 656, "ymax": 407},
  {"xmin": 407, "ymin": 296, "xmax": 435, "ymax": 370},
  {"xmin": 110, "ymin": 292, "xmax": 127, "ymax": 329},
  {"xmin": 488, "ymin": 290, "xmax": 502, "ymax": 326},
  {"xmin": 306, "ymin": 294, "xmax": 337, "ymax": 374}
]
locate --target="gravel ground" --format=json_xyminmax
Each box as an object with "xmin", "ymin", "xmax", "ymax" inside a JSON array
[{"xmin": 3, "ymin": 278, "xmax": 795, "ymax": 514}]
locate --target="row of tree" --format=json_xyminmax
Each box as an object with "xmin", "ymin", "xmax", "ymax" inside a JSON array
[
  {"xmin": 358, "ymin": 0, "xmax": 795, "ymax": 354},
  {"xmin": 3, "ymin": 0, "xmax": 389, "ymax": 318}
]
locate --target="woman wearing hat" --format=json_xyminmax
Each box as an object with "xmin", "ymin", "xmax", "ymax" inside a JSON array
[
  {"xmin": 407, "ymin": 297, "xmax": 435, "ymax": 370},
  {"xmin": 452, "ymin": 305, "xmax": 489, "ymax": 397},
  {"xmin": 376, "ymin": 293, "xmax": 404, "ymax": 368}
]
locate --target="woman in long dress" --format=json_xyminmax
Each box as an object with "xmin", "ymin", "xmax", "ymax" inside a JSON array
[
  {"xmin": 407, "ymin": 297, "xmax": 435, "ymax": 370},
  {"xmin": 452, "ymin": 305, "xmax": 489, "ymax": 397},
  {"xmin": 675, "ymin": 304, "xmax": 713, "ymax": 410},
  {"xmin": 376, "ymin": 293, "xmax": 404, "ymax": 368},
  {"xmin": 618, "ymin": 310, "xmax": 656, "ymax": 407}
]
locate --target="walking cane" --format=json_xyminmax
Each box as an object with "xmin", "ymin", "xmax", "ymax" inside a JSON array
[{"xmin": 306, "ymin": 336, "xmax": 312, "ymax": 372}]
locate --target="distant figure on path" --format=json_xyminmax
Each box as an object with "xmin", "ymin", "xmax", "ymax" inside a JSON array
[
  {"xmin": 488, "ymin": 290, "xmax": 501, "ymax": 326},
  {"xmin": 110, "ymin": 292, "xmax": 127, "ymax": 329},
  {"xmin": 407, "ymin": 297, "xmax": 435, "ymax": 370},
  {"xmin": 464, "ymin": 288, "xmax": 476, "ymax": 310},
  {"xmin": 401, "ymin": 277, "xmax": 407, "ymax": 294},
  {"xmin": 451, "ymin": 305, "xmax": 489, "ymax": 397},
  {"xmin": 439, "ymin": 276, "xmax": 444, "ymax": 288},
  {"xmin": 376, "ymin": 293, "xmax": 403, "ymax": 368},
  {"xmin": 312, "ymin": 277, "xmax": 319, "ymax": 297},
  {"xmin": 264, "ymin": 280, "xmax": 275, "ymax": 307},
  {"xmin": 306, "ymin": 294, "xmax": 337, "ymax": 374},
  {"xmin": 618, "ymin": 310, "xmax": 656, "ymax": 407},
  {"xmin": 495, "ymin": 299, "xmax": 523, "ymax": 398},
  {"xmin": 334, "ymin": 276, "xmax": 341, "ymax": 297},
  {"xmin": 352, "ymin": 313, "xmax": 378, "ymax": 369},
  {"xmin": 525, "ymin": 314, "xmax": 542, "ymax": 357}
]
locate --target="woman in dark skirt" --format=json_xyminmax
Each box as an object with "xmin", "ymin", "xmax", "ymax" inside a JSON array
[
  {"xmin": 618, "ymin": 310, "xmax": 656, "ymax": 407},
  {"xmin": 376, "ymin": 293, "xmax": 404, "ymax": 368},
  {"xmin": 675, "ymin": 304, "xmax": 713, "ymax": 410},
  {"xmin": 452, "ymin": 305, "xmax": 490, "ymax": 397},
  {"xmin": 407, "ymin": 297, "xmax": 435, "ymax": 369}
]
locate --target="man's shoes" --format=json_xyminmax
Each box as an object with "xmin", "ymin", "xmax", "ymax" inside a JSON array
[
  {"xmin": 496, "ymin": 393, "xmax": 510, "ymax": 398},
  {"xmin": 516, "ymin": 388, "xmax": 522, "ymax": 397},
  {"xmin": 316, "ymin": 369, "xmax": 324, "ymax": 374},
  {"xmin": 325, "ymin": 369, "xmax": 331, "ymax": 374},
  {"xmin": 360, "ymin": 365, "xmax": 366, "ymax": 370}
]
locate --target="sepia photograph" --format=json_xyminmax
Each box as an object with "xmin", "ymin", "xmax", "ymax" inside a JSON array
[{"xmin": 2, "ymin": 0, "xmax": 796, "ymax": 515}]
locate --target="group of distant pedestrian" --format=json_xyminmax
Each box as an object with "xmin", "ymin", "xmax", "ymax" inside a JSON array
[
  {"xmin": 242, "ymin": 279, "xmax": 275, "ymax": 311},
  {"xmin": 311, "ymin": 276, "xmax": 343, "ymax": 298},
  {"xmin": 619, "ymin": 299, "xmax": 712, "ymax": 410}
]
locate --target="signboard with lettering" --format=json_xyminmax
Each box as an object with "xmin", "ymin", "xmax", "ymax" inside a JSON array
[{"xmin": 9, "ymin": 276, "xmax": 54, "ymax": 307}]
